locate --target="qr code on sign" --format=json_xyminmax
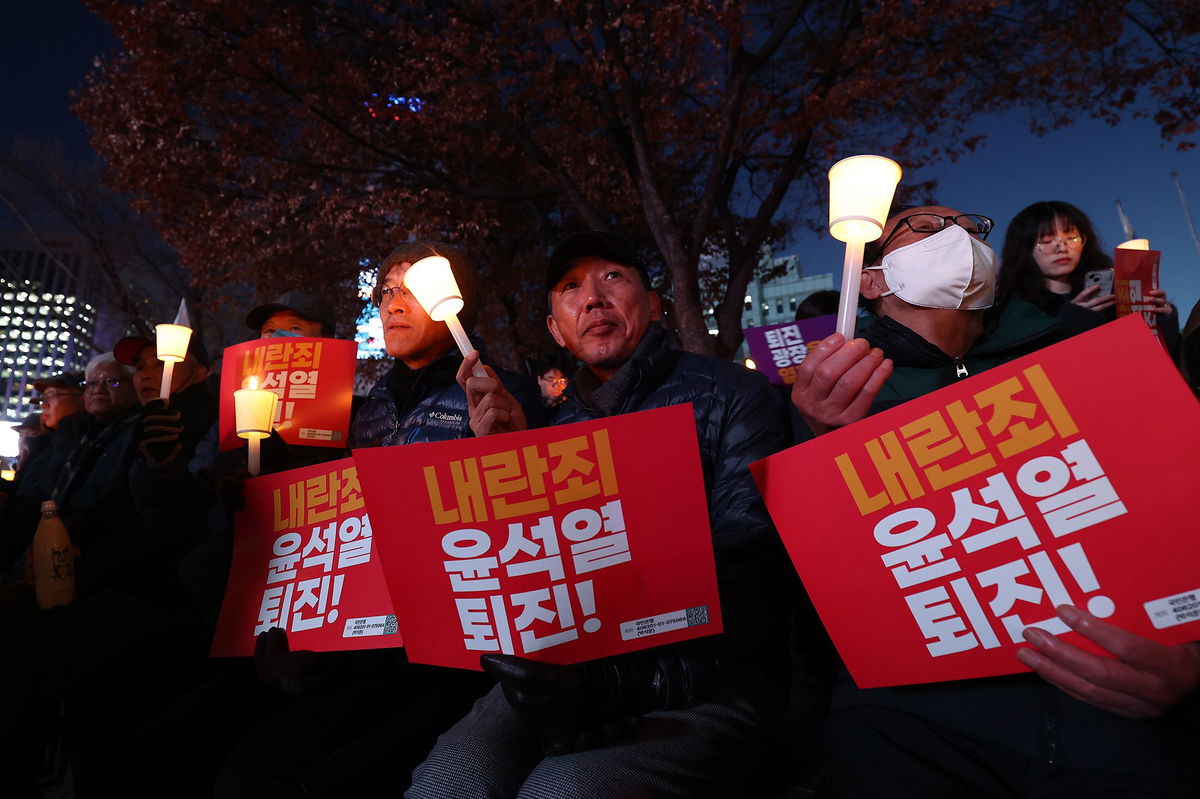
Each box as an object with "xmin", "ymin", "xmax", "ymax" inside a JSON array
[
  {"xmin": 686, "ymin": 606, "xmax": 709, "ymax": 627},
  {"xmin": 385, "ymin": 615, "xmax": 399, "ymax": 635}
]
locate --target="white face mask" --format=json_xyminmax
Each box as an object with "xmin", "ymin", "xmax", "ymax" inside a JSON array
[{"xmin": 867, "ymin": 224, "xmax": 997, "ymax": 310}]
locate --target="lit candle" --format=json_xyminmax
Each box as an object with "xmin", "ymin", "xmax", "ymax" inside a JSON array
[
  {"xmin": 827, "ymin": 155, "xmax": 903, "ymax": 341},
  {"xmin": 402, "ymin": 255, "xmax": 488, "ymax": 378},
  {"xmin": 234, "ymin": 376, "xmax": 278, "ymax": 477},
  {"xmin": 155, "ymin": 323, "xmax": 193, "ymax": 401},
  {"xmin": 156, "ymin": 299, "xmax": 195, "ymax": 402},
  {"xmin": 1117, "ymin": 238, "xmax": 1151, "ymax": 250}
]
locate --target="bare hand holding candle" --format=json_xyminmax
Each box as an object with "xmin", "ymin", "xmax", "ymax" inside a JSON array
[
  {"xmin": 402, "ymin": 255, "xmax": 488, "ymax": 378},
  {"xmin": 828, "ymin": 155, "xmax": 902, "ymax": 341},
  {"xmin": 235, "ymin": 377, "xmax": 279, "ymax": 477}
]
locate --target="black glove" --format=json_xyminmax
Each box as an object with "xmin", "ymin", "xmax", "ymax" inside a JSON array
[
  {"xmin": 215, "ymin": 467, "xmax": 251, "ymax": 514},
  {"xmin": 254, "ymin": 627, "xmax": 322, "ymax": 697},
  {"xmin": 480, "ymin": 649, "xmax": 721, "ymax": 755},
  {"xmin": 138, "ymin": 398, "xmax": 184, "ymax": 467},
  {"xmin": 481, "ymin": 653, "xmax": 649, "ymax": 754}
]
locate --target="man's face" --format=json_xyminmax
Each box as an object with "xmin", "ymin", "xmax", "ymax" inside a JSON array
[
  {"xmin": 83, "ymin": 361, "xmax": 137, "ymax": 418},
  {"xmin": 546, "ymin": 257, "xmax": 660, "ymax": 382},
  {"xmin": 378, "ymin": 262, "xmax": 454, "ymax": 369},
  {"xmin": 260, "ymin": 310, "xmax": 324, "ymax": 338},
  {"xmin": 539, "ymin": 369, "xmax": 567, "ymax": 399},
  {"xmin": 39, "ymin": 387, "xmax": 83, "ymax": 429},
  {"xmin": 132, "ymin": 347, "xmax": 207, "ymax": 405}
]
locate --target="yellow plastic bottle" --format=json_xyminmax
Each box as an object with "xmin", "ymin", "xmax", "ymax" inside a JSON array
[{"xmin": 33, "ymin": 500, "xmax": 75, "ymax": 610}]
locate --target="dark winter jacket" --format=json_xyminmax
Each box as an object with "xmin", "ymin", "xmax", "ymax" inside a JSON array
[
  {"xmin": 864, "ymin": 295, "xmax": 1063, "ymax": 412},
  {"xmin": 836, "ymin": 299, "xmax": 1200, "ymax": 781},
  {"xmin": 105, "ymin": 380, "xmax": 219, "ymax": 601},
  {"xmin": 55, "ymin": 408, "xmax": 141, "ymax": 534},
  {"xmin": 556, "ymin": 323, "xmax": 794, "ymax": 690},
  {"xmin": 351, "ymin": 346, "xmax": 542, "ymax": 448}
]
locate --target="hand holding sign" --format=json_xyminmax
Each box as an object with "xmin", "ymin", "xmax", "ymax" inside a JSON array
[
  {"xmin": 790, "ymin": 333, "xmax": 893, "ymax": 437},
  {"xmin": 1017, "ymin": 605, "xmax": 1200, "ymax": 719},
  {"xmin": 456, "ymin": 351, "xmax": 528, "ymax": 437}
]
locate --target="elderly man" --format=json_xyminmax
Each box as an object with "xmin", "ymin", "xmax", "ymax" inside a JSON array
[
  {"xmin": 34, "ymin": 371, "xmax": 85, "ymax": 431},
  {"xmin": 12, "ymin": 372, "xmax": 87, "ymax": 498},
  {"xmin": 408, "ymin": 231, "xmax": 794, "ymax": 798},
  {"xmin": 51, "ymin": 353, "xmax": 140, "ymax": 533},
  {"xmin": 792, "ymin": 205, "xmax": 1200, "ymax": 797},
  {"xmin": 0, "ymin": 372, "xmax": 85, "ymax": 574},
  {"xmin": 0, "ymin": 353, "xmax": 168, "ymax": 795}
]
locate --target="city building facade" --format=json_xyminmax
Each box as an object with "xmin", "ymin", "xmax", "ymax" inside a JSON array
[{"xmin": 0, "ymin": 235, "xmax": 102, "ymax": 423}]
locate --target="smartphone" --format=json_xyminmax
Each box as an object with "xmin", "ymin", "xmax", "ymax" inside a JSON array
[{"xmin": 1084, "ymin": 269, "xmax": 1114, "ymax": 296}]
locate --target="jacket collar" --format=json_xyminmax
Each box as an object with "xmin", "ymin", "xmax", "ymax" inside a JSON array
[
  {"xmin": 863, "ymin": 297, "xmax": 1061, "ymax": 368},
  {"xmin": 565, "ymin": 322, "xmax": 675, "ymax": 416}
]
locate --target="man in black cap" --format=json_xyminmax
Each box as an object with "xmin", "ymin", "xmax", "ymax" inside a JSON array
[
  {"xmin": 32, "ymin": 371, "xmax": 86, "ymax": 431},
  {"xmin": 411, "ymin": 231, "xmax": 796, "ymax": 798},
  {"xmin": 0, "ymin": 371, "xmax": 86, "ymax": 566},
  {"xmin": 245, "ymin": 291, "xmax": 337, "ymax": 339}
]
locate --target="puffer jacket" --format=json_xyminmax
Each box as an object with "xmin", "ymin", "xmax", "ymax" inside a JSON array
[
  {"xmin": 556, "ymin": 323, "xmax": 794, "ymax": 689},
  {"xmin": 351, "ymin": 346, "xmax": 542, "ymax": 448}
]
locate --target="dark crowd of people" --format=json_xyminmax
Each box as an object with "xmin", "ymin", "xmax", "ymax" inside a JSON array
[{"xmin": 0, "ymin": 202, "xmax": 1197, "ymax": 799}]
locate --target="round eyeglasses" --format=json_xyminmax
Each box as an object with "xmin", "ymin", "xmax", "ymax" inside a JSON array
[{"xmin": 1034, "ymin": 233, "xmax": 1086, "ymax": 253}]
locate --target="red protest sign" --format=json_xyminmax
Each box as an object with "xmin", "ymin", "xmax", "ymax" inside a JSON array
[
  {"xmin": 218, "ymin": 337, "xmax": 356, "ymax": 451},
  {"xmin": 1114, "ymin": 247, "xmax": 1166, "ymax": 347},
  {"xmin": 211, "ymin": 458, "xmax": 401, "ymax": 656},
  {"xmin": 352, "ymin": 404, "xmax": 722, "ymax": 671},
  {"xmin": 752, "ymin": 316, "xmax": 1200, "ymax": 689}
]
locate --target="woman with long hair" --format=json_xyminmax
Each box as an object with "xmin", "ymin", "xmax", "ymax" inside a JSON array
[{"xmin": 998, "ymin": 200, "xmax": 1175, "ymax": 339}]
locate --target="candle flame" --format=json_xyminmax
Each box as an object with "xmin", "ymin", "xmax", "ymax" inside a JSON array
[{"xmin": 246, "ymin": 376, "xmax": 259, "ymax": 391}]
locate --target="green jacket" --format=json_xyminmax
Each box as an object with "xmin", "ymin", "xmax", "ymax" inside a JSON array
[{"xmin": 862, "ymin": 296, "xmax": 1063, "ymax": 413}]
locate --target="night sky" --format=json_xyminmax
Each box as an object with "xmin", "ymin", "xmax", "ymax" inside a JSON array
[{"xmin": 5, "ymin": 2, "xmax": 1200, "ymax": 317}]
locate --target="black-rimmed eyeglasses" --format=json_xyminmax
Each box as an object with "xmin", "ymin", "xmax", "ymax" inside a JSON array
[{"xmin": 876, "ymin": 213, "xmax": 994, "ymax": 254}]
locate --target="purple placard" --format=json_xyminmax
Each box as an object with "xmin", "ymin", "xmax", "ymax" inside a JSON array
[{"xmin": 743, "ymin": 314, "xmax": 836, "ymax": 386}]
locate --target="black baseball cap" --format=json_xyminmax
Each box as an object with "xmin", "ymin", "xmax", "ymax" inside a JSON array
[
  {"xmin": 32, "ymin": 371, "xmax": 85, "ymax": 393},
  {"xmin": 545, "ymin": 231, "xmax": 651, "ymax": 294},
  {"xmin": 245, "ymin": 291, "xmax": 337, "ymax": 337},
  {"xmin": 113, "ymin": 334, "xmax": 211, "ymax": 368}
]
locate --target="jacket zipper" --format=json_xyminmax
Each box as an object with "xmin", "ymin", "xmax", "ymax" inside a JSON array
[{"xmin": 954, "ymin": 357, "xmax": 969, "ymax": 379}]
